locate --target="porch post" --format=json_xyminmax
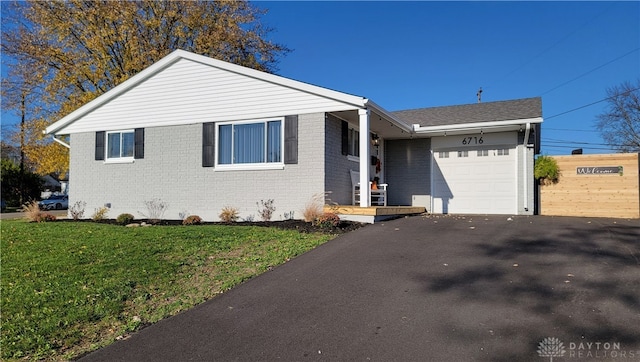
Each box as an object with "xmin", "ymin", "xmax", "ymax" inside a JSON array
[{"xmin": 358, "ymin": 109, "xmax": 371, "ymax": 207}]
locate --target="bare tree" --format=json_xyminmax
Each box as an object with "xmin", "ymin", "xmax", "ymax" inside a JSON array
[{"xmin": 595, "ymin": 80, "xmax": 640, "ymax": 153}]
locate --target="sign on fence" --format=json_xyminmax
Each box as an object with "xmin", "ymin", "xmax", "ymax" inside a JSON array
[{"xmin": 576, "ymin": 166, "xmax": 623, "ymax": 175}]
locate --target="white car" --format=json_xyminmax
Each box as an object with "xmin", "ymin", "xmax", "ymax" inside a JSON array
[{"xmin": 39, "ymin": 194, "xmax": 69, "ymax": 210}]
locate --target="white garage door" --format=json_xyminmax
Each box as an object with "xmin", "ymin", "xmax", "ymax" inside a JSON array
[{"xmin": 432, "ymin": 147, "xmax": 516, "ymax": 214}]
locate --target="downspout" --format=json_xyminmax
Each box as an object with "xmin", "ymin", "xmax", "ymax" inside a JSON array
[
  {"xmin": 522, "ymin": 123, "xmax": 531, "ymax": 212},
  {"xmin": 52, "ymin": 135, "xmax": 71, "ymax": 149}
]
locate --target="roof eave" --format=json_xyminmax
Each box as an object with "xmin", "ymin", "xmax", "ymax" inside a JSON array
[
  {"xmin": 365, "ymin": 100, "xmax": 414, "ymax": 133},
  {"xmin": 412, "ymin": 117, "xmax": 543, "ymax": 136}
]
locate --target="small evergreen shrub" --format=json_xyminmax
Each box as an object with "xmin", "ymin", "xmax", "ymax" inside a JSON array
[
  {"xmin": 219, "ymin": 206, "xmax": 239, "ymax": 223},
  {"xmin": 313, "ymin": 212, "xmax": 340, "ymax": 229},
  {"xmin": 116, "ymin": 213, "xmax": 135, "ymax": 225},
  {"xmin": 182, "ymin": 215, "xmax": 203, "ymax": 225}
]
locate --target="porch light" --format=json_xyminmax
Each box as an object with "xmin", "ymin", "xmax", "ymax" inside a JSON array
[{"xmin": 371, "ymin": 133, "xmax": 380, "ymax": 146}]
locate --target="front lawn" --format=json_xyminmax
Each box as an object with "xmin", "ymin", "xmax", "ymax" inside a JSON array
[{"xmin": 1, "ymin": 220, "xmax": 334, "ymax": 361}]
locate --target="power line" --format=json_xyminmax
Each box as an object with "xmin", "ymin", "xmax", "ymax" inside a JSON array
[
  {"xmin": 540, "ymin": 47, "xmax": 640, "ymax": 96},
  {"xmin": 545, "ymin": 127, "xmax": 599, "ymax": 133},
  {"xmin": 545, "ymin": 85, "xmax": 640, "ymax": 120},
  {"xmin": 543, "ymin": 145, "xmax": 616, "ymax": 151},
  {"xmin": 491, "ymin": 3, "xmax": 617, "ymax": 87},
  {"xmin": 542, "ymin": 139, "xmax": 629, "ymax": 147}
]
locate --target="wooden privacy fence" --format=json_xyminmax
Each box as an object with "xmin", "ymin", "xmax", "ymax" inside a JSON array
[{"xmin": 540, "ymin": 153, "xmax": 640, "ymax": 219}]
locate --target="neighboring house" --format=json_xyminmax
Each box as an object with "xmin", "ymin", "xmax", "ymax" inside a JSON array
[
  {"xmin": 45, "ymin": 50, "xmax": 542, "ymax": 221},
  {"xmin": 41, "ymin": 174, "xmax": 62, "ymax": 199}
]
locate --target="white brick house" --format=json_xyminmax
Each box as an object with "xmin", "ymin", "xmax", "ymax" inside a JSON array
[{"xmin": 46, "ymin": 50, "xmax": 542, "ymax": 221}]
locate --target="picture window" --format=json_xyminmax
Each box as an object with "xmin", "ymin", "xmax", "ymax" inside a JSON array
[{"xmin": 217, "ymin": 118, "xmax": 283, "ymax": 166}]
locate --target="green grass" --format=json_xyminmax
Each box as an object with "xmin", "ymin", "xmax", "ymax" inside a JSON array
[{"xmin": 1, "ymin": 220, "xmax": 333, "ymax": 361}]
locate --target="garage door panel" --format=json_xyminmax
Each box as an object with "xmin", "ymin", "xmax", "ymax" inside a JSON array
[
  {"xmin": 432, "ymin": 145, "xmax": 516, "ymax": 214},
  {"xmin": 473, "ymin": 183, "xmax": 492, "ymax": 193}
]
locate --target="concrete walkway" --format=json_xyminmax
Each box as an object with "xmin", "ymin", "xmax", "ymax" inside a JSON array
[{"xmin": 81, "ymin": 215, "xmax": 640, "ymax": 362}]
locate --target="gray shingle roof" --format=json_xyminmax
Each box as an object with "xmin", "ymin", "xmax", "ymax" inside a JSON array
[{"xmin": 392, "ymin": 97, "xmax": 542, "ymax": 127}]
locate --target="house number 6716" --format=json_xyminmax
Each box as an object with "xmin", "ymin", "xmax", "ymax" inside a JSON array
[{"xmin": 462, "ymin": 137, "xmax": 483, "ymax": 145}]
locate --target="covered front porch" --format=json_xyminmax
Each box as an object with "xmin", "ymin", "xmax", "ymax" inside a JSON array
[
  {"xmin": 325, "ymin": 205, "xmax": 426, "ymax": 224},
  {"xmin": 327, "ymin": 102, "xmax": 414, "ymax": 210}
]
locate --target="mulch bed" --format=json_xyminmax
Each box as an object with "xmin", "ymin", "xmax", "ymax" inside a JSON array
[{"xmin": 79, "ymin": 218, "xmax": 366, "ymax": 234}]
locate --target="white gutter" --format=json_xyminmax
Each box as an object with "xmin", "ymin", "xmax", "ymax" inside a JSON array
[
  {"xmin": 52, "ymin": 135, "xmax": 71, "ymax": 149},
  {"xmin": 413, "ymin": 117, "xmax": 542, "ymax": 134},
  {"xmin": 522, "ymin": 122, "xmax": 531, "ymax": 212}
]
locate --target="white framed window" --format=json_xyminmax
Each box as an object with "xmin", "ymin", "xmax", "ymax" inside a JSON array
[
  {"xmin": 457, "ymin": 150, "xmax": 469, "ymax": 158},
  {"xmin": 216, "ymin": 118, "xmax": 284, "ymax": 170},
  {"xmin": 438, "ymin": 151, "xmax": 449, "ymax": 158},
  {"xmin": 106, "ymin": 130, "xmax": 134, "ymax": 162},
  {"xmin": 497, "ymin": 148, "xmax": 510, "ymax": 156},
  {"xmin": 477, "ymin": 149, "xmax": 489, "ymax": 157}
]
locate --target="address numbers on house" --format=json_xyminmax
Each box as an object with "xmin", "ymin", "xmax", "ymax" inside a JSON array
[{"xmin": 461, "ymin": 137, "xmax": 483, "ymax": 145}]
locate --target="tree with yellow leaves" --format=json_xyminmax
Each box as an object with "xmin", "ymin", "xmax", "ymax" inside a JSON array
[{"xmin": 1, "ymin": 0, "xmax": 289, "ymax": 176}]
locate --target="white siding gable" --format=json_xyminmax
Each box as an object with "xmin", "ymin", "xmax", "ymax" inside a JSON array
[{"xmin": 57, "ymin": 57, "xmax": 361, "ymax": 134}]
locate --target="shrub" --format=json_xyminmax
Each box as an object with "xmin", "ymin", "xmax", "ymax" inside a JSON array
[
  {"xmin": 182, "ymin": 215, "xmax": 203, "ymax": 225},
  {"xmin": 140, "ymin": 198, "xmax": 168, "ymax": 222},
  {"xmin": 535, "ymin": 155, "xmax": 560, "ymax": 185},
  {"xmin": 92, "ymin": 207, "xmax": 109, "ymax": 221},
  {"xmin": 257, "ymin": 199, "xmax": 275, "ymax": 222},
  {"xmin": 1, "ymin": 159, "xmax": 43, "ymax": 207},
  {"xmin": 34, "ymin": 213, "xmax": 57, "ymax": 223},
  {"xmin": 219, "ymin": 206, "xmax": 239, "ymax": 223},
  {"xmin": 23, "ymin": 201, "xmax": 57, "ymax": 223},
  {"xmin": 69, "ymin": 201, "xmax": 86, "ymax": 220},
  {"xmin": 302, "ymin": 193, "xmax": 324, "ymax": 222},
  {"xmin": 22, "ymin": 201, "xmax": 42, "ymax": 222},
  {"xmin": 313, "ymin": 212, "xmax": 340, "ymax": 229},
  {"xmin": 116, "ymin": 213, "xmax": 135, "ymax": 225}
]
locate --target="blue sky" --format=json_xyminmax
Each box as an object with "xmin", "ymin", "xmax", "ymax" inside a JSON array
[
  {"xmin": 2, "ymin": 1, "xmax": 638, "ymax": 155},
  {"xmin": 258, "ymin": 1, "xmax": 639, "ymax": 154}
]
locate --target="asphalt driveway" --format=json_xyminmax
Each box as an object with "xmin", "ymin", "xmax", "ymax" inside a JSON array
[{"xmin": 81, "ymin": 215, "xmax": 640, "ymax": 362}]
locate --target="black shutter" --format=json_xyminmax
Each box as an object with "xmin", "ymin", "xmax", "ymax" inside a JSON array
[
  {"xmin": 341, "ymin": 121, "xmax": 349, "ymax": 156},
  {"xmin": 284, "ymin": 115, "xmax": 298, "ymax": 164},
  {"xmin": 134, "ymin": 128, "xmax": 144, "ymax": 159},
  {"xmin": 202, "ymin": 122, "xmax": 215, "ymax": 167},
  {"xmin": 95, "ymin": 131, "xmax": 105, "ymax": 161}
]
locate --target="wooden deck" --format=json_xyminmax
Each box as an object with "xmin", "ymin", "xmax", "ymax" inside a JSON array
[{"xmin": 324, "ymin": 205, "xmax": 426, "ymax": 223}]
